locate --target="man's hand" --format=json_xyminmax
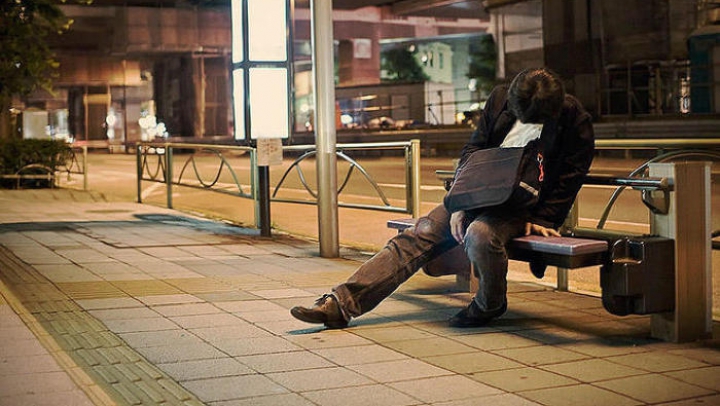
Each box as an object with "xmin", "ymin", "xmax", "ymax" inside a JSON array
[
  {"xmin": 525, "ymin": 222, "xmax": 561, "ymax": 237},
  {"xmin": 450, "ymin": 210, "xmax": 466, "ymax": 243}
]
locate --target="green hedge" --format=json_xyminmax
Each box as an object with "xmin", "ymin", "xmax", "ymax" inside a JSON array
[{"xmin": 0, "ymin": 139, "xmax": 72, "ymax": 188}]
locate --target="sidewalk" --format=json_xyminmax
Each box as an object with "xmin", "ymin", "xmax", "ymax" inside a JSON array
[{"xmin": 0, "ymin": 188, "xmax": 718, "ymax": 406}]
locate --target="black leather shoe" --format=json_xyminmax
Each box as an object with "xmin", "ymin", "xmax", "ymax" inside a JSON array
[
  {"xmin": 448, "ymin": 300, "xmax": 507, "ymax": 328},
  {"xmin": 290, "ymin": 294, "xmax": 349, "ymax": 329}
]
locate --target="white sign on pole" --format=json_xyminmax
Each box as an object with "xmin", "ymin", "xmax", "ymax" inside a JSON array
[{"xmin": 256, "ymin": 138, "xmax": 283, "ymax": 166}]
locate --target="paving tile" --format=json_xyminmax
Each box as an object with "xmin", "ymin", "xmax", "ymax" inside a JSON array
[
  {"xmin": 35, "ymin": 264, "xmax": 103, "ymax": 283},
  {"xmin": 350, "ymin": 325, "xmax": 438, "ymax": 342},
  {"xmin": 55, "ymin": 281, "xmax": 127, "ymax": 300},
  {"xmin": 539, "ymin": 358, "xmax": 646, "ymax": 382},
  {"xmin": 101, "ymin": 316, "xmax": 179, "ymax": 333},
  {"xmin": 520, "ymin": 383, "xmax": 641, "ymax": 406},
  {"xmin": 134, "ymin": 342, "xmax": 228, "ymax": 363},
  {"xmin": 88, "ymin": 306, "xmax": 160, "ymax": 320},
  {"xmin": 595, "ymin": 373, "xmax": 714, "ymax": 404},
  {"xmin": 137, "ymin": 294, "xmax": 205, "ymax": 306},
  {"xmin": 0, "ymin": 337, "xmax": 50, "ymax": 358},
  {"xmin": 237, "ymin": 351, "xmax": 334, "ymax": 373},
  {"xmin": 157, "ymin": 358, "xmax": 254, "ymax": 381},
  {"xmin": 348, "ymin": 358, "xmax": 452, "ymax": 382},
  {"xmin": 284, "ymin": 330, "xmax": 374, "ymax": 350},
  {"xmin": 250, "ymin": 288, "xmax": 316, "ymax": 299},
  {"xmin": 267, "ymin": 366, "xmax": 373, "ymax": 392},
  {"xmin": 424, "ymin": 351, "xmax": 526, "ymax": 374},
  {"xmin": 312, "ymin": 344, "xmax": 408, "ymax": 366},
  {"xmin": 653, "ymin": 394, "xmax": 720, "ymax": 406},
  {"xmin": 190, "ymin": 323, "xmax": 273, "ymax": 343},
  {"xmin": 171, "ymin": 313, "xmax": 247, "ymax": 329},
  {"xmin": 300, "ymin": 384, "xmax": 419, "ymax": 406},
  {"xmin": 194, "ymin": 291, "xmax": 259, "ymax": 302},
  {"xmin": 471, "ymin": 366, "xmax": 579, "ymax": 392},
  {"xmin": 163, "ymin": 278, "xmax": 237, "ymax": 294},
  {"xmin": 389, "ymin": 374, "xmax": 502, "ymax": 404},
  {"xmin": 112, "ymin": 280, "xmax": 184, "ymax": 296},
  {"xmin": 492, "ymin": 345, "xmax": 590, "ymax": 366},
  {"xmin": 0, "ymin": 371, "xmax": 80, "ymax": 397},
  {"xmin": 0, "ymin": 390, "xmax": 95, "ymax": 406},
  {"xmin": 382, "ymin": 336, "xmax": 477, "ymax": 358},
  {"xmin": 75, "ymin": 297, "xmax": 142, "ymax": 310},
  {"xmin": 56, "ymin": 248, "xmax": 118, "ymax": 264},
  {"xmin": 152, "ymin": 302, "xmax": 222, "ymax": 317},
  {"xmin": 607, "ymin": 351, "xmax": 711, "ymax": 372},
  {"xmin": 434, "ymin": 393, "xmax": 542, "ymax": 405},
  {"xmin": 118, "ymin": 329, "xmax": 204, "ymax": 348},
  {"xmin": 210, "ymin": 393, "xmax": 317, "ymax": 406},
  {"xmin": 215, "ymin": 296, "xmax": 287, "ymax": 314},
  {"xmin": 451, "ymin": 331, "xmax": 540, "ymax": 350},
  {"xmin": 215, "ymin": 337, "xmax": 303, "ymax": 357},
  {"xmin": 0, "ymin": 325, "xmax": 38, "ymax": 341},
  {"xmin": 0, "ymin": 354, "xmax": 63, "ymax": 376},
  {"xmin": 182, "ymin": 375, "xmax": 288, "ymax": 402},
  {"xmin": 666, "ymin": 366, "xmax": 720, "ymax": 391},
  {"xmin": 667, "ymin": 347, "xmax": 720, "ymax": 365}
]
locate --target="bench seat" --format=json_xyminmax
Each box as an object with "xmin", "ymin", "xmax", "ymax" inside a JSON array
[
  {"xmin": 508, "ymin": 235, "xmax": 608, "ymax": 269},
  {"xmin": 387, "ymin": 218, "xmax": 608, "ymax": 271}
]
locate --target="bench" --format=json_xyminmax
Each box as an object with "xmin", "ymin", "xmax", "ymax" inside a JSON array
[{"xmin": 387, "ymin": 218, "xmax": 609, "ymax": 292}]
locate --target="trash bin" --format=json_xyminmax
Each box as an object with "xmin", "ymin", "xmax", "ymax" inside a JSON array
[{"xmin": 601, "ymin": 236, "xmax": 675, "ymax": 316}]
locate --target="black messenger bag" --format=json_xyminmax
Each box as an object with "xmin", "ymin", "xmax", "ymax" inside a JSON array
[{"xmin": 443, "ymin": 140, "xmax": 544, "ymax": 213}]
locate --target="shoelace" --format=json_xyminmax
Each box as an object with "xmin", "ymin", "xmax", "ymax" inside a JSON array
[{"xmin": 315, "ymin": 293, "xmax": 334, "ymax": 306}]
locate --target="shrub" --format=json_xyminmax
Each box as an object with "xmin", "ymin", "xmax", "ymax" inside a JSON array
[{"xmin": 0, "ymin": 139, "xmax": 72, "ymax": 188}]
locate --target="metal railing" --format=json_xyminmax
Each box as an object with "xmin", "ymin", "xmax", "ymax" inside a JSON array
[
  {"xmin": 61, "ymin": 145, "xmax": 88, "ymax": 190},
  {"xmin": 593, "ymin": 139, "xmax": 720, "ymax": 250},
  {"xmin": 7, "ymin": 144, "xmax": 88, "ymax": 190},
  {"xmin": 135, "ymin": 140, "xmax": 422, "ymax": 230}
]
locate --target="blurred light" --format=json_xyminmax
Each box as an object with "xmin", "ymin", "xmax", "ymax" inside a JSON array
[{"xmin": 340, "ymin": 114, "xmax": 353, "ymax": 125}]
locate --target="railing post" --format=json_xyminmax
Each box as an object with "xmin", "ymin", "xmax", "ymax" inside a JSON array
[
  {"xmin": 165, "ymin": 144, "xmax": 173, "ymax": 209},
  {"xmin": 136, "ymin": 143, "xmax": 142, "ymax": 203},
  {"xmin": 250, "ymin": 149, "xmax": 261, "ymax": 229},
  {"xmin": 409, "ymin": 139, "xmax": 421, "ymax": 218},
  {"xmin": 82, "ymin": 145, "xmax": 88, "ymax": 191},
  {"xmin": 649, "ymin": 162, "xmax": 712, "ymax": 343}
]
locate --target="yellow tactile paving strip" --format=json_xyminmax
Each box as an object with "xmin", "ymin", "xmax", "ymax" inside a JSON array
[{"xmin": 0, "ymin": 247, "xmax": 204, "ymax": 406}]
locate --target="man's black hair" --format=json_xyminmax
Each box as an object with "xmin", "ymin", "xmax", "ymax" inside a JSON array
[{"xmin": 507, "ymin": 68, "xmax": 565, "ymax": 124}]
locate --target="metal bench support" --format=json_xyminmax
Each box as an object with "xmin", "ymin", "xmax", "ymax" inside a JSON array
[{"xmin": 649, "ymin": 162, "xmax": 713, "ymax": 343}]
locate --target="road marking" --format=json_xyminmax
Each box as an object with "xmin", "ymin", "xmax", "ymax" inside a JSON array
[{"xmin": 140, "ymin": 182, "xmax": 165, "ymax": 200}]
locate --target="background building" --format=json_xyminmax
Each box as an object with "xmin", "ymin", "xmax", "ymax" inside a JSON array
[{"xmin": 11, "ymin": 0, "xmax": 720, "ymax": 145}]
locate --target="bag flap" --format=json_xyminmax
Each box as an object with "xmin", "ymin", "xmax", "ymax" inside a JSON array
[{"xmin": 444, "ymin": 148, "xmax": 524, "ymax": 213}]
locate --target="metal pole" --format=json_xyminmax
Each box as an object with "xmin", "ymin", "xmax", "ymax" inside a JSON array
[
  {"xmin": 165, "ymin": 145, "xmax": 173, "ymax": 209},
  {"xmin": 249, "ymin": 149, "xmax": 261, "ymax": 229},
  {"xmin": 258, "ymin": 166, "xmax": 271, "ymax": 237},
  {"xmin": 82, "ymin": 145, "xmax": 88, "ymax": 191},
  {"xmin": 136, "ymin": 144, "xmax": 142, "ymax": 203},
  {"xmin": 410, "ymin": 139, "xmax": 421, "ymax": 218},
  {"xmin": 311, "ymin": 0, "xmax": 339, "ymax": 257}
]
